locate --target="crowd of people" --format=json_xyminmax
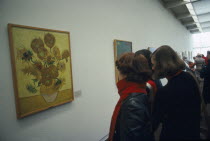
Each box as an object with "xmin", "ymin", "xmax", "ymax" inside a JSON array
[
  {"xmin": 183, "ymin": 52, "xmax": 210, "ymax": 104},
  {"xmin": 107, "ymin": 45, "xmax": 210, "ymax": 141}
]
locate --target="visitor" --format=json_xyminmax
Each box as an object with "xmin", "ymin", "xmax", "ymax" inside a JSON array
[
  {"xmin": 151, "ymin": 45, "xmax": 200, "ymax": 140},
  {"xmin": 107, "ymin": 53, "xmax": 154, "ymax": 141}
]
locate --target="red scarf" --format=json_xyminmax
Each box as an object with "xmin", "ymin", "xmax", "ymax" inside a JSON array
[
  {"xmin": 107, "ymin": 79, "xmax": 147, "ymax": 141},
  {"xmin": 147, "ymin": 80, "xmax": 157, "ymax": 94}
]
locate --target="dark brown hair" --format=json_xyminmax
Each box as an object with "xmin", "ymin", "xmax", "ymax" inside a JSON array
[
  {"xmin": 116, "ymin": 52, "xmax": 152, "ymax": 83},
  {"xmin": 135, "ymin": 49, "xmax": 152, "ymax": 69},
  {"xmin": 151, "ymin": 45, "xmax": 185, "ymax": 79}
]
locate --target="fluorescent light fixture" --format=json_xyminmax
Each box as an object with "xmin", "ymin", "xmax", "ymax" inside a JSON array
[
  {"xmin": 186, "ymin": 3, "xmax": 193, "ymax": 10},
  {"xmin": 185, "ymin": 1, "xmax": 203, "ymax": 32}
]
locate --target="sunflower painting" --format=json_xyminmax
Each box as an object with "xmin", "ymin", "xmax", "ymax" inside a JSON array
[{"xmin": 8, "ymin": 24, "xmax": 74, "ymax": 118}]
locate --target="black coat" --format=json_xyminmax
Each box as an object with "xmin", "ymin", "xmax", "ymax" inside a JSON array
[
  {"xmin": 154, "ymin": 79, "xmax": 163, "ymax": 90},
  {"xmin": 152, "ymin": 71, "xmax": 200, "ymax": 140},
  {"xmin": 113, "ymin": 93, "xmax": 154, "ymax": 141}
]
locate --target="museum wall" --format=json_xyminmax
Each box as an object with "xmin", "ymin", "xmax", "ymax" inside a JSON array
[{"xmin": 0, "ymin": 0, "xmax": 193, "ymax": 141}]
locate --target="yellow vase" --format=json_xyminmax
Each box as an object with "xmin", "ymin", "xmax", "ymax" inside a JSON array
[{"xmin": 40, "ymin": 84, "xmax": 59, "ymax": 103}]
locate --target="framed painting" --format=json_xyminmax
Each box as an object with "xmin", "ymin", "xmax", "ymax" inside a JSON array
[
  {"xmin": 8, "ymin": 24, "xmax": 74, "ymax": 118},
  {"xmin": 113, "ymin": 39, "xmax": 132, "ymax": 83}
]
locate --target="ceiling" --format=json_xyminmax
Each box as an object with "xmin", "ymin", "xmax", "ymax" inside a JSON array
[{"xmin": 159, "ymin": 0, "xmax": 210, "ymax": 34}]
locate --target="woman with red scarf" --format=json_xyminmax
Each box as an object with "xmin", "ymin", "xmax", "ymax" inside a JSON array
[{"xmin": 107, "ymin": 53, "xmax": 154, "ymax": 141}]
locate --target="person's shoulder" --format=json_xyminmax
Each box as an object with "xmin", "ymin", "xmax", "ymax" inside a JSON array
[
  {"xmin": 179, "ymin": 71, "xmax": 193, "ymax": 79},
  {"xmin": 182, "ymin": 71, "xmax": 195, "ymax": 77},
  {"xmin": 129, "ymin": 93, "xmax": 148, "ymax": 101},
  {"xmin": 181, "ymin": 71, "xmax": 189, "ymax": 75},
  {"xmin": 179, "ymin": 71, "xmax": 198, "ymax": 86},
  {"xmin": 123, "ymin": 93, "xmax": 148, "ymax": 106}
]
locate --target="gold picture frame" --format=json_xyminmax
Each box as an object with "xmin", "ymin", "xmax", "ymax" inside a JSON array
[{"xmin": 8, "ymin": 24, "xmax": 74, "ymax": 118}]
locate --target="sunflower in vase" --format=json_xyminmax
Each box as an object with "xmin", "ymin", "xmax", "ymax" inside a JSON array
[{"xmin": 17, "ymin": 33, "xmax": 70, "ymax": 102}]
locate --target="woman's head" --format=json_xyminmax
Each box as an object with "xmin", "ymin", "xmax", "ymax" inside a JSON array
[
  {"xmin": 135, "ymin": 49, "xmax": 152, "ymax": 69},
  {"xmin": 151, "ymin": 45, "xmax": 185, "ymax": 79},
  {"xmin": 116, "ymin": 52, "xmax": 152, "ymax": 83},
  {"xmin": 197, "ymin": 53, "xmax": 202, "ymax": 57}
]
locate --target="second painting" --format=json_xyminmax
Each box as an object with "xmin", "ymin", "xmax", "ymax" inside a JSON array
[{"xmin": 114, "ymin": 39, "xmax": 132, "ymax": 83}]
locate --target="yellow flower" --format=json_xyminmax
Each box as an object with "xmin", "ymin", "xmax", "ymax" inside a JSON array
[
  {"xmin": 41, "ymin": 79, "xmax": 53, "ymax": 86},
  {"xmin": 44, "ymin": 33, "xmax": 55, "ymax": 48},
  {"xmin": 53, "ymin": 78, "xmax": 65, "ymax": 90},
  {"xmin": 31, "ymin": 38, "xmax": 44, "ymax": 53},
  {"xmin": 48, "ymin": 65, "xmax": 59, "ymax": 78},
  {"xmin": 22, "ymin": 65, "xmax": 41, "ymax": 80},
  {"xmin": 53, "ymin": 46, "xmax": 61, "ymax": 60},
  {"xmin": 40, "ymin": 79, "xmax": 64, "ymax": 94},
  {"xmin": 62, "ymin": 50, "xmax": 70, "ymax": 62},
  {"xmin": 34, "ymin": 62, "xmax": 43, "ymax": 71},
  {"xmin": 41, "ymin": 65, "xmax": 58, "ymax": 81},
  {"xmin": 37, "ymin": 47, "xmax": 48, "ymax": 60},
  {"xmin": 40, "ymin": 65, "xmax": 59, "ymax": 87},
  {"xmin": 57, "ymin": 62, "xmax": 66, "ymax": 72}
]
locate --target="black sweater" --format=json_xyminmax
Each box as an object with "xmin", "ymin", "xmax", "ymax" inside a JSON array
[{"xmin": 152, "ymin": 71, "xmax": 200, "ymax": 140}]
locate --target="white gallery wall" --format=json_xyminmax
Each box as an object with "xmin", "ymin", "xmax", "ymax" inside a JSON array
[{"xmin": 0, "ymin": 0, "xmax": 193, "ymax": 141}]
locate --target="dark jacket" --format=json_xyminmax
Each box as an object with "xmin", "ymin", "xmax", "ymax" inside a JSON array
[
  {"xmin": 201, "ymin": 59, "xmax": 210, "ymax": 103},
  {"xmin": 113, "ymin": 93, "xmax": 154, "ymax": 141},
  {"xmin": 154, "ymin": 79, "xmax": 162, "ymax": 90},
  {"xmin": 152, "ymin": 72, "xmax": 200, "ymax": 140}
]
